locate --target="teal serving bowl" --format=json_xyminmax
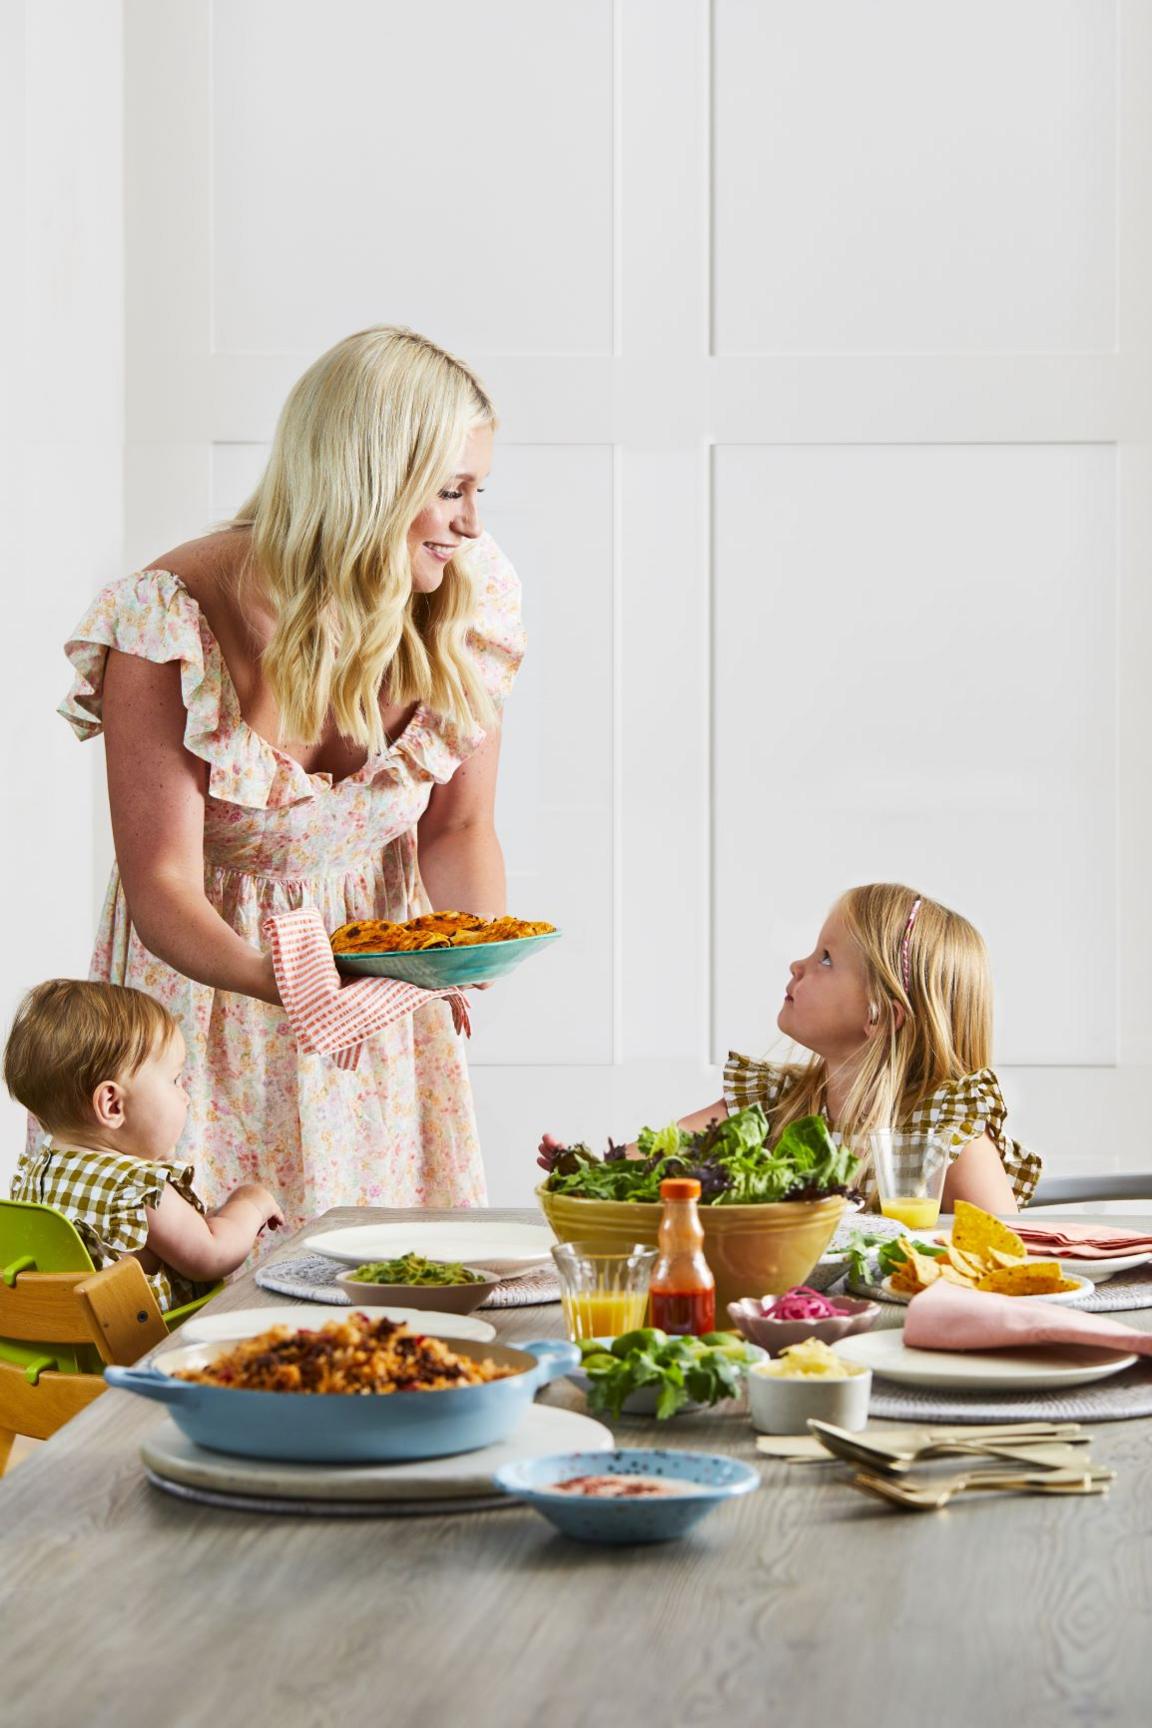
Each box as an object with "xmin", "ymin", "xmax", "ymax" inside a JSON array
[
  {"xmin": 105, "ymin": 1338, "xmax": 578, "ymax": 1464},
  {"xmin": 334, "ymin": 931, "xmax": 561, "ymax": 989},
  {"xmin": 494, "ymin": 1449, "xmax": 760, "ymax": 1544}
]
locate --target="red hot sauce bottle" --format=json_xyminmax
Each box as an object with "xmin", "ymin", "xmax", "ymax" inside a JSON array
[{"xmin": 649, "ymin": 1177, "xmax": 716, "ymax": 1336}]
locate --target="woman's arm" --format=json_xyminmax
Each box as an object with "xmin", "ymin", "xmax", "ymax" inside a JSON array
[
  {"xmin": 102, "ymin": 651, "xmax": 280, "ymax": 1003},
  {"xmin": 940, "ymin": 1133, "xmax": 1020, "ymax": 1215},
  {"xmin": 416, "ymin": 727, "xmax": 506, "ymax": 916}
]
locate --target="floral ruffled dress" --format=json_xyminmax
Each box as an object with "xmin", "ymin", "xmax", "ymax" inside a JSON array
[
  {"xmin": 723, "ymin": 1053, "xmax": 1042, "ymax": 1207},
  {"xmin": 55, "ymin": 534, "xmax": 525, "ymax": 1234}
]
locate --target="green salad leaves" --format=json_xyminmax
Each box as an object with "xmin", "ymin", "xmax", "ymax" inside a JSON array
[
  {"xmin": 576, "ymin": 1329, "xmax": 758, "ymax": 1420},
  {"xmin": 539, "ymin": 1106, "xmax": 859, "ymax": 1206},
  {"xmin": 838, "ymin": 1230, "xmax": 948, "ymax": 1285}
]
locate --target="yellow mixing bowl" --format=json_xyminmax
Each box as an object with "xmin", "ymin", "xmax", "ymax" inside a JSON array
[{"xmin": 536, "ymin": 1184, "xmax": 847, "ymax": 1310}]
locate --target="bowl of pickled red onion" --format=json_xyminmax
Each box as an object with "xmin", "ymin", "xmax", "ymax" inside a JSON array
[{"xmin": 727, "ymin": 1288, "xmax": 880, "ymax": 1356}]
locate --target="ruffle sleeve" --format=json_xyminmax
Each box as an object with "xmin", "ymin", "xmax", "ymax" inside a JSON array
[
  {"xmin": 389, "ymin": 533, "xmax": 526, "ymax": 786},
  {"xmin": 923, "ymin": 1068, "xmax": 1042, "ymax": 1206},
  {"xmin": 85, "ymin": 1158, "xmax": 207, "ymax": 1260},
  {"xmin": 723, "ymin": 1052, "xmax": 796, "ymax": 1122},
  {"xmin": 58, "ymin": 569, "xmax": 320, "ymax": 809}
]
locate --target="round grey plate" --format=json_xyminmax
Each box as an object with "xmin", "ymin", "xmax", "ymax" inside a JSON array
[
  {"xmin": 140, "ymin": 1402, "xmax": 612, "ymax": 1505},
  {"xmin": 145, "ymin": 1471, "xmax": 509, "ymax": 1518}
]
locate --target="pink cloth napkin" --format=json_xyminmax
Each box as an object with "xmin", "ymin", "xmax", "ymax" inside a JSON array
[
  {"xmin": 1014, "ymin": 1222, "xmax": 1152, "ymax": 1259},
  {"xmin": 265, "ymin": 909, "xmax": 471, "ymax": 1072},
  {"xmin": 903, "ymin": 1278, "xmax": 1152, "ymax": 1357}
]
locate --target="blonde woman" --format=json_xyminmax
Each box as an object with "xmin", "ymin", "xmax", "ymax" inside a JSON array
[
  {"xmin": 56, "ymin": 327, "xmax": 524, "ymax": 1229},
  {"xmin": 544, "ymin": 884, "xmax": 1040, "ymax": 1212}
]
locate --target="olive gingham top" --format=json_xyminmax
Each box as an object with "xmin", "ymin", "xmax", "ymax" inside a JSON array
[
  {"xmin": 10, "ymin": 1140, "xmax": 216, "ymax": 1311},
  {"xmin": 723, "ymin": 1055, "xmax": 1042, "ymax": 1208}
]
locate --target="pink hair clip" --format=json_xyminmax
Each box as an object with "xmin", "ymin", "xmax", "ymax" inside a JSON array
[{"xmin": 900, "ymin": 896, "xmax": 923, "ymax": 994}]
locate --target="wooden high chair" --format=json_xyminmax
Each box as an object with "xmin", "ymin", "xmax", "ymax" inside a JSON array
[{"xmin": 0, "ymin": 1255, "xmax": 170, "ymax": 1474}]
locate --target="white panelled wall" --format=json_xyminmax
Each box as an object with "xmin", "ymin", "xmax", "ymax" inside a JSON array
[
  {"xmin": 4, "ymin": 0, "xmax": 1151, "ymax": 1202},
  {"xmin": 0, "ymin": 0, "xmax": 122, "ymax": 1181}
]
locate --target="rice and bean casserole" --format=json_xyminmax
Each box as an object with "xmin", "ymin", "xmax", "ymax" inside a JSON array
[{"xmin": 173, "ymin": 1313, "xmax": 514, "ymax": 1395}]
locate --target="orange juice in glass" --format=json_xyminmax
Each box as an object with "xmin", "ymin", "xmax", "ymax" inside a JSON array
[
  {"xmin": 551, "ymin": 1242, "xmax": 657, "ymax": 1342},
  {"xmin": 870, "ymin": 1129, "xmax": 950, "ymax": 1230}
]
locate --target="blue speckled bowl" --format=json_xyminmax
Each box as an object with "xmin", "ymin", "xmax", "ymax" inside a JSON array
[
  {"xmin": 493, "ymin": 1448, "xmax": 760, "ymax": 1544},
  {"xmin": 334, "ymin": 931, "xmax": 561, "ymax": 989}
]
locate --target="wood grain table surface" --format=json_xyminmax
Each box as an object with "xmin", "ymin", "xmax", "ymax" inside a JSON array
[{"xmin": 2, "ymin": 1206, "xmax": 1150, "ymax": 1728}]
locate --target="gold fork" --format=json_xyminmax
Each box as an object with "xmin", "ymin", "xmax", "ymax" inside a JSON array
[
  {"xmin": 850, "ymin": 1465, "xmax": 1114, "ymax": 1512},
  {"xmin": 807, "ymin": 1420, "xmax": 1089, "ymax": 1476}
]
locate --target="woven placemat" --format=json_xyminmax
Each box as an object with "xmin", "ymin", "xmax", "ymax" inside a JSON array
[
  {"xmin": 868, "ymin": 1358, "xmax": 1152, "ymax": 1424},
  {"xmin": 255, "ymin": 1252, "xmax": 561, "ymax": 1309}
]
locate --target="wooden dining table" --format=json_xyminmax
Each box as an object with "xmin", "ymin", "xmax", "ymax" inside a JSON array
[{"xmin": 2, "ymin": 1205, "xmax": 1150, "ymax": 1728}]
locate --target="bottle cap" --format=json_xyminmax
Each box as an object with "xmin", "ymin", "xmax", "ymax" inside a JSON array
[{"xmin": 660, "ymin": 1178, "xmax": 701, "ymax": 1200}]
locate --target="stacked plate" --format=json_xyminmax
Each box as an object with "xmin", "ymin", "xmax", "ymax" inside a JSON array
[{"xmin": 143, "ymin": 1403, "xmax": 613, "ymax": 1517}]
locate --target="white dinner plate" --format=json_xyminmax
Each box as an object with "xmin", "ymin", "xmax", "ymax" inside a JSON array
[
  {"xmin": 178, "ymin": 1304, "xmax": 497, "ymax": 1345},
  {"xmin": 880, "ymin": 1274, "xmax": 1094, "ymax": 1308},
  {"xmin": 835, "ymin": 1329, "xmax": 1138, "ymax": 1390},
  {"xmin": 303, "ymin": 1221, "xmax": 555, "ymax": 1273},
  {"xmin": 1039, "ymin": 1250, "xmax": 1152, "ymax": 1284}
]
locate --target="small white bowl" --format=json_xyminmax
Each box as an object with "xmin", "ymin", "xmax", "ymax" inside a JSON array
[{"xmin": 747, "ymin": 1360, "xmax": 873, "ymax": 1435}]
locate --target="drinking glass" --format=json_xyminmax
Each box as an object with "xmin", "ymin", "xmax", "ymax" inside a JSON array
[
  {"xmin": 550, "ymin": 1241, "xmax": 657, "ymax": 1342},
  {"xmin": 868, "ymin": 1129, "xmax": 951, "ymax": 1230}
]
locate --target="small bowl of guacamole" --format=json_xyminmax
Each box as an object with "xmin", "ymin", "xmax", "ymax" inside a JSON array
[{"xmin": 335, "ymin": 1253, "xmax": 503, "ymax": 1314}]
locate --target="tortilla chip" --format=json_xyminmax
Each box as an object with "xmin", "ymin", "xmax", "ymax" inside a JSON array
[
  {"xmin": 945, "ymin": 1244, "xmax": 984, "ymax": 1279},
  {"xmin": 902, "ymin": 1246, "xmax": 943, "ymax": 1288},
  {"xmin": 937, "ymin": 1264, "xmax": 978, "ymax": 1288},
  {"xmin": 951, "ymin": 1200, "xmax": 1025, "ymax": 1261},
  {"xmin": 975, "ymin": 1261, "xmax": 1067, "ymax": 1296},
  {"xmin": 987, "ymin": 1247, "xmax": 1026, "ymax": 1269}
]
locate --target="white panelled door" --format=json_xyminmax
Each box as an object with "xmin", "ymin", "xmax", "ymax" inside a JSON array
[{"xmin": 123, "ymin": 0, "xmax": 1152, "ymax": 1202}]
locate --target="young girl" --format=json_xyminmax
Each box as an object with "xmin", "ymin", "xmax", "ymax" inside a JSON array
[
  {"xmin": 6, "ymin": 979, "xmax": 284, "ymax": 1310},
  {"xmin": 544, "ymin": 884, "xmax": 1040, "ymax": 1212}
]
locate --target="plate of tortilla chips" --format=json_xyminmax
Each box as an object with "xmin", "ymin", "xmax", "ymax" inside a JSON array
[
  {"xmin": 880, "ymin": 1202, "xmax": 1093, "ymax": 1306},
  {"xmin": 330, "ymin": 913, "xmax": 560, "ymax": 989}
]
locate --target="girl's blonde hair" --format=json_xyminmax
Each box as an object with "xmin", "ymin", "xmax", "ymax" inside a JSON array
[
  {"xmin": 769, "ymin": 884, "xmax": 993, "ymax": 1164},
  {"xmin": 229, "ymin": 325, "xmax": 497, "ymax": 753}
]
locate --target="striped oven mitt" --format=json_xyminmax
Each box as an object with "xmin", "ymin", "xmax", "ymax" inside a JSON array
[{"xmin": 264, "ymin": 909, "xmax": 471, "ymax": 1072}]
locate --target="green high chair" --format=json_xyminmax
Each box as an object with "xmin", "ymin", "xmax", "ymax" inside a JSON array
[{"xmin": 0, "ymin": 1196, "xmax": 222, "ymax": 1378}]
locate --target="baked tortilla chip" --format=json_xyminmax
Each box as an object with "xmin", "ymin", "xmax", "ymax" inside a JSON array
[
  {"xmin": 975, "ymin": 1260, "xmax": 1067, "ymax": 1295},
  {"xmin": 951, "ymin": 1200, "xmax": 1025, "ymax": 1262},
  {"xmin": 937, "ymin": 1264, "xmax": 979, "ymax": 1288}
]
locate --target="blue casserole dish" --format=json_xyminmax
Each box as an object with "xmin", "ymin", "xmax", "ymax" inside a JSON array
[{"xmin": 105, "ymin": 1337, "xmax": 578, "ymax": 1464}]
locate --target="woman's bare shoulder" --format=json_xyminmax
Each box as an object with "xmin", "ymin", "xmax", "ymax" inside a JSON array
[{"xmin": 145, "ymin": 528, "xmax": 249, "ymax": 609}]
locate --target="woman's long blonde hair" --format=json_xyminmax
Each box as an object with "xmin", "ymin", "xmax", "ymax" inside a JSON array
[
  {"xmin": 769, "ymin": 884, "xmax": 993, "ymax": 1165},
  {"xmin": 229, "ymin": 325, "xmax": 497, "ymax": 752}
]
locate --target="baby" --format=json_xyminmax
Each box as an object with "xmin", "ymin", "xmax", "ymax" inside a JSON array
[{"xmin": 6, "ymin": 979, "xmax": 283, "ymax": 1311}]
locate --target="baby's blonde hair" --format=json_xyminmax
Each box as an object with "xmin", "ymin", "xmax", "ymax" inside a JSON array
[
  {"xmin": 770, "ymin": 884, "xmax": 993, "ymax": 1164},
  {"xmin": 230, "ymin": 325, "xmax": 497, "ymax": 753},
  {"xmin": 4, "ymin": 980, "xmax": 179, "ymax": 1133}
]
